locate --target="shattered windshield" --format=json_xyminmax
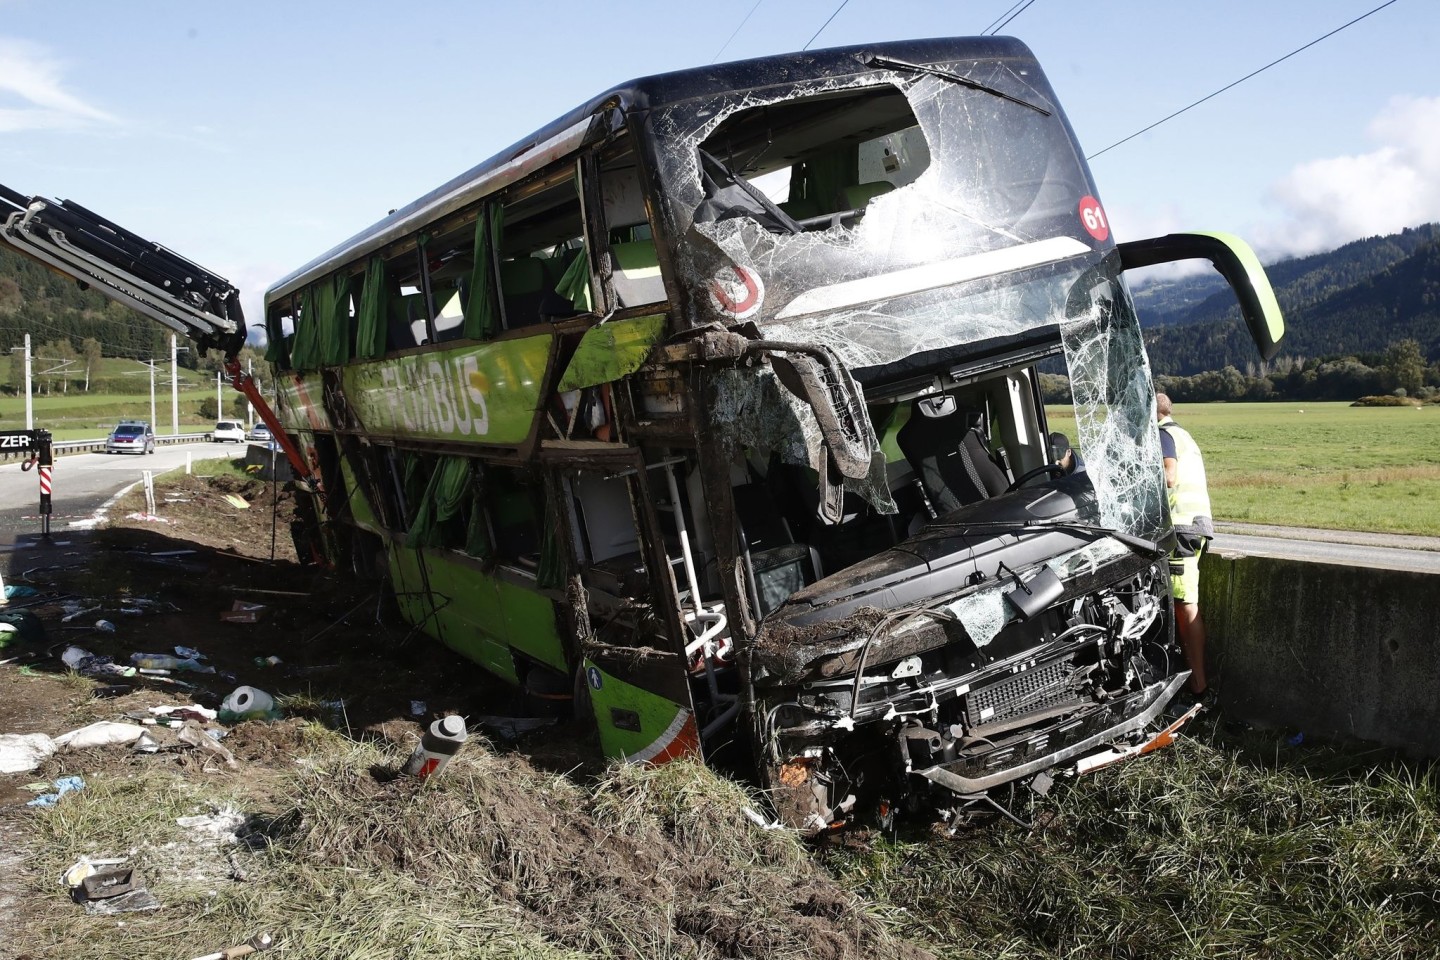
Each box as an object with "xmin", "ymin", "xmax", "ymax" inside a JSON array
[{"xmin": 650, "ymin": 57, "xmax": 1165, "ymax": 540}]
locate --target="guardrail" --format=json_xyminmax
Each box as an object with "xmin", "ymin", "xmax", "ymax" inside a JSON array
[{"xmin": 1, "ymin": 433, "xmax": 212, "ymax": 461}]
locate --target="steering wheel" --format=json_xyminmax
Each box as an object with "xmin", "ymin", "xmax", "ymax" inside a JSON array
[{"xmin": 1006, "ymin": 463, "xmax": 1067, "ymax": 493}]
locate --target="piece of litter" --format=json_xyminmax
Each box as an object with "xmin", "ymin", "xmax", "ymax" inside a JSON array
[
  {"xmin": 55, "ymin": 721, "xmax": 147, "ymax": 750},
  {"xmin": 0, "ymin": 733, "xmax": 57, "ymax": 774},
  {"xmin": 222, "ymin": 494, "xmax": 250, "ymax": 510},
  {"xmin": 177, "ymin": 721, "xmax": 239, "ymax": 769},
  {"xmin": 473, "ymin": 715, "xmax": 556, "ymax": 741},
  {"xmin": 410, "ymin": 700, "xmax": 427, "ymax": 717},
  {"xmin": 174, "ymin": 646, "xmax": 206, "ymax": 660},
  {"xmin": 26, "ymin": 775, "xmax": 85, "ymax": 807},
  {"xmin": 84, "ymin": 887, "xmax": 161, "ymax": 914},
  {"xmin": 175, "ymin": 806, "xmax": 248, "ymax": 843}
]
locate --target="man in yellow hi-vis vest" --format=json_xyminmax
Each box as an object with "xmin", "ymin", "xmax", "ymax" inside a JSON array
[{"xmin": 1157, "ymin": 392, "xmax": 1215, "ymax": 710}]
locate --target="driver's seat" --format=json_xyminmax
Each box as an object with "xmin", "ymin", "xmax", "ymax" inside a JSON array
[{"xmin": 897, "ymin": 397, "xmax": 1009, "ymax": 515}]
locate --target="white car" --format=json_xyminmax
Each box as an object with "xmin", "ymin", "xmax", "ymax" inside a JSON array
[
  {"xmin": 246, "ymin": 422, "xmax": 272, "ymax": 442},
  {"xmin": 210, "ymin": 420, "xmax": 245, "ymax": 443}
]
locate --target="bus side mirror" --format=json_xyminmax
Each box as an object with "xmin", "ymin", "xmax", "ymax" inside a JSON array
[{"xmin": 1117, "ymin": 232, "xmax": 1284, "ymax": 361}]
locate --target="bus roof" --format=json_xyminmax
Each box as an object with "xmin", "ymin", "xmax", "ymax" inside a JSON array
[{"xmin": 266, "ymin": 36, "xmax": 1035, "ymax": 305}]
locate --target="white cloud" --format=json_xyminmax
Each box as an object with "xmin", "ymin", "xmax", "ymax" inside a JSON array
[
  {"xmin": 1257, "ymin": 95, "xmax": 1440, "ymax": 257},
  {"xmin": 0, "ymin": 37, "xmax": 118, "ymax": 132}
]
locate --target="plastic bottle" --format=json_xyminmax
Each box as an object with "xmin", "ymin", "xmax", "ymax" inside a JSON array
[
  {"xmin": 218, "ymin": 685, "xmax": 281, "ymax": 723},
  {"xmin": 401, "ymin": 715, "xmax": 469, "ymax": 779},
  {"xmin": 128, "ymin": 653, "xmax": 216, "ymax": 674}
]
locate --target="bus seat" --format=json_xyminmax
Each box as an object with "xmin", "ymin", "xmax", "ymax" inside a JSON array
[
  {"xmin": 499, "ymin": 257, "xmax": 547, "ymax": 328},
  {"xmin": 389, "ymin": 292, "xmax": 428, "ymax": 349},
  {"xmin": 837, "ymin": 180, "xmax": 895, "ymax": 211},
  {"xmin": 897, "ymin": 400, "xmax": 1008, "ymax": 515}
]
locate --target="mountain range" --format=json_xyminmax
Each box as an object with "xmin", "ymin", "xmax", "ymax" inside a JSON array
[{"xmin": 1130, "ymin": 223, "xmax": 1440, "ymax": 376}]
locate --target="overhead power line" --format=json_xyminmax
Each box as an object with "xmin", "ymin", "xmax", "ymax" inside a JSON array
[
  {"xmin": 1087, "ymin": 0, "xmax": 1402, "ymax": 161},
  {"xmin": 981, "ymin": 1, "xmax": 1027, "ymax": 36},
  {"xmin": 712, "ymin": 0, "xmax": 766, "ymax": 63},
  {"xmin": 988, "ymin": 0, "xmax": 1038, "ymax": 35},
  {"xmin": 803, "ymin": 0, "xmax": 852, "ymax": 51}
]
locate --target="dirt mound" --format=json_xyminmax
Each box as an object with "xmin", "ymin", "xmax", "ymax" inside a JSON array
[{"xmin": 280, "ymin": 748, "xmax": 928, "ymax": 960}]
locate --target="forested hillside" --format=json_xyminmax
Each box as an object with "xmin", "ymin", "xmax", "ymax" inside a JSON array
[{"xmin": 1135, "ymin": 224, "xmax": 1440, "ymax": 376}]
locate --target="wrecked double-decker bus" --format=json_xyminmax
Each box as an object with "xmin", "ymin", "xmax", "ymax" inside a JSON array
[{"xmin": 262, "ymin": 38, "xmax": 1283, "ymax": 830}]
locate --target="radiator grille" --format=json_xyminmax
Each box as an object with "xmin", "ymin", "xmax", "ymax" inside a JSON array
[{"xmin": 966, "ymin": 658, "xmax": 1075, "ymax": 728}]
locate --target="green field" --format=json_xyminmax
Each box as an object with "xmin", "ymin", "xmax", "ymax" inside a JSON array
[
  {"xmin": 1050, "ymin": 401, "xmax": 1440, "ymax": 537},
  {"xmin": 0, "ymin": 387, "xmax": 247, "ymax": 438}
]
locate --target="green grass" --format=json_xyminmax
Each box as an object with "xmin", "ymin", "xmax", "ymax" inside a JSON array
[
  {"xmin": 823, "ymin": 726, "xmax": 1440, "ymax": 960},
  {"xmin": 1050, "ymin": 401, "xmax": 1440, "ymax": 537},
  {"xmin": 0, "ymin": 390, "xmax": 244, "ymax": 436}
]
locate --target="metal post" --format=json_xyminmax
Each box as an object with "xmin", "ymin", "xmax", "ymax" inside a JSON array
[
  {"xmin": 36, "ymin": 430, "xmax": 52, "ymax": 539},
  {"xmin": 246, "ymin": 358, "xmax": 255, "ymax": 427},
  {"xmin": 23, "ymin": 333, "xmax": 32, "ymax": 431},
  {"xmin": 170, "ymin": 333, "xmax": 179, "ymax": 437},
  {"xmin": 216, "ymin": 371, "xmax": 222, "ymax": 422},
  {"xmin": 149, "ymin": 359, "xmax": 157, "ymax": 431}
]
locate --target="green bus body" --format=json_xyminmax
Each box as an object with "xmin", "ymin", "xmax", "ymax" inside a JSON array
[{"xmin": 264, "ymin": 38, "xmax": 1282, "ymax": 830}]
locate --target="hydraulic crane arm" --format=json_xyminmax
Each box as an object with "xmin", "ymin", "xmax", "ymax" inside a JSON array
[{"xmin": 0, "ymin": 181, "xmax": 314, "ymax": 486}]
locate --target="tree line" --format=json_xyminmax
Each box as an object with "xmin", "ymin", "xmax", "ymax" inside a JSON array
[{"xmin": 1041, "ymin": 339, "xmax": 1440, "ymax": 406}]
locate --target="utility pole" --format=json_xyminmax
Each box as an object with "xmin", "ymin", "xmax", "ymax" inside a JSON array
[
  {"xmin": 148, "ymin": 359, "xmax": 157, "ymax": 429},
  {"xmin": 23, "ymin": 333, "xmax": 32, "ymax": 431},
  {"xmin": 216, "ymin": 371, "xmax": 222, "ymax": 421},
  {"xmin": 170, "ymin": 333, "xmax": 179, "ymax": 437},
  {"xmin": 246, "ymin": 358, "xmax": 255, "ymax": 426}
]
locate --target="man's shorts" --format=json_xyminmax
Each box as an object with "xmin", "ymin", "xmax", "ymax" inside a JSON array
[{"xmin": 1169, "ymin": 536, "xmax": 1208, "ymax": 604}]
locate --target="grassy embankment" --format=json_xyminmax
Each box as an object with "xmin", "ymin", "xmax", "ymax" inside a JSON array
[{"xmin": 1049, "ymin": 401, "xmax": 1440, "ymax": 537}]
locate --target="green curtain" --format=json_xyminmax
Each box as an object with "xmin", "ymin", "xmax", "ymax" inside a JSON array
[
  {"xmin": 289, "ymin": 288, "xmax": 321, "ymax": 370},
  {"xmin": 553, "ymin": 250, "xmax": 591, "ymax": 313},
  {"xmin": 465, "ymin": 205, "xmax": 503, "ymax": 340},
  {"xmin": 289, "ymin": 274, "xmax": 351, "ymax": 370},
  {"xmin": 355, "ymin": 256, "xmax": 389, "ymax": 359},
  {"xmin": 791, "ymin": 144, "xmax": 859, "ymax": 210},
  {"xmin": 536, "ymin": 505, "xmax": 564, "ymax": 588},
  {"xmin": 318, "ymin": 273, "xmax": 352, "ymax": 366},
  {"xmin": 264, "ymin": 308, "xmax": 291, "ymax": 367},
  {"xmin": 402, "ymin": 453, "xmax": 428, "ymax": 527},
  {"xmin": 408, "ymin": 456, "xmax": 474, "ymax": 547}
]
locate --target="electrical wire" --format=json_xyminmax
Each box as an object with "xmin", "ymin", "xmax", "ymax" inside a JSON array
[
  {"xmin": 980, "ymin": 1, "xmax": 1027, "ymax": 36},
  {"xmin": 803, "ymin": 0, "xmax": 852, "ymax": 51},
  {"xmin": 1087, "ymin": 0, "xmax": 1402, "ymax": 161},
  {"xmin": 711, "ymin": 0, "xmax": 766, "ymax": 63},
  {"xmin": 988, "ymin": 0, "xmax": 1038, "ymax": 35}
]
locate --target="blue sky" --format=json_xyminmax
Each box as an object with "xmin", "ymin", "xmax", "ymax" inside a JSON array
[{"xmin": 2, "ymin": 1, "xmax": 1436, "ymax": 326}]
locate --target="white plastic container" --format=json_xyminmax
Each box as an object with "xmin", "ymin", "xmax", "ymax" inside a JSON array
[
  {"xmin": 219, "ymin": 685, "xmax": 279, "ymax": 722},
  {"xmin": 402, "ymin": 715, "xmax": 469, "ymax": 779}
]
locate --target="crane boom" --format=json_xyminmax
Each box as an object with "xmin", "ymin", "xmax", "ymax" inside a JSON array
[{"xmin": 0, "ymin": 182, "xmax": 314, "ymax": 485}]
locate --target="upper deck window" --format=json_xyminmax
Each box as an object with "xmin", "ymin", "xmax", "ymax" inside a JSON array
[{"xmin": 696, "ymin": 84, "xmax": 929, "ymax": 234}]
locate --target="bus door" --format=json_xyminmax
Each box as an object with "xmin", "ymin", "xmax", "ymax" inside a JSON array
[{"xmin": 547, "ymin": 444, "xmax": 705, "ymax": 764}]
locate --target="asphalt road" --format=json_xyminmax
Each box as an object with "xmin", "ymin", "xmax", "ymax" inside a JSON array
[
  {"xmin": 2, "ymin": 454, "xmax": 1437, "ymax": 576},
  {"xmin": 0, "ymin": 441, "xmax": 251, "ymax": 541}
]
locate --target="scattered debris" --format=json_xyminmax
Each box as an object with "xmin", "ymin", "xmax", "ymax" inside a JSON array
[
  {"xmin": 177, "ymin": 720, "xmax": 240, "ymax": 769},
  {"xmin": 94, "ymin": 619, "xmax": 116, "ymax": 633},
  {"xmin": 26, "ymin": 775, "xmax": 86, "ymax": 807},
  {"xmin": 129, "ymin": 651, "xmax": 216, "ymax": 674},
  {"xmin": 473, "ymin": 715, "xmax": 557, "ymax": 741},
  {"xmin": 220, "ymin": 600, "xmax": 268, "ymax": 623},
  {"xmin": 61, "ymin": 645, "xmax": 136, "ymax": 679},
  {"xmin": 60, "ymin": 604, "xmax": 101, "ymax": 623},
  {"xmin": 254, "ymin": 655, "xmax": 282, "ymax": 668},
  {"xmin": 0, "ymin": 732, "xmax": 57, "ymax": 774},
  {"xmin": 174, "ymin": 645, "xmax": 206, "ymax": 660},
  {"xmin": 123, "ymin": 512, "xmax": 170, "ymax": 524},
  {"xmin": 175, "ymin": 807, "xmax": 249, "ymax": 844},
  {"xmin": 189, "ymin": 931, "xmax": 274, "ymax": 960},
  {"xmin": 54, "ymin": 721, "xmax": 147, "ymax": 750},
  {"xmin": 149, "ymin": 704, "xmax": 219, "ymax": 722},
  {"xmin": 222, "ymin": 494, "xmax": 250, "ymax": 510},
  {"xmin": 409, "ymin": 699, "xmax": 426, "ymax": 717}
]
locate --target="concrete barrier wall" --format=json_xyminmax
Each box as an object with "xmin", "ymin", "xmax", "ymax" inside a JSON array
[{"xmin": 1201, "ymin": 549, "xmax": 1440, "ymax": 757}]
